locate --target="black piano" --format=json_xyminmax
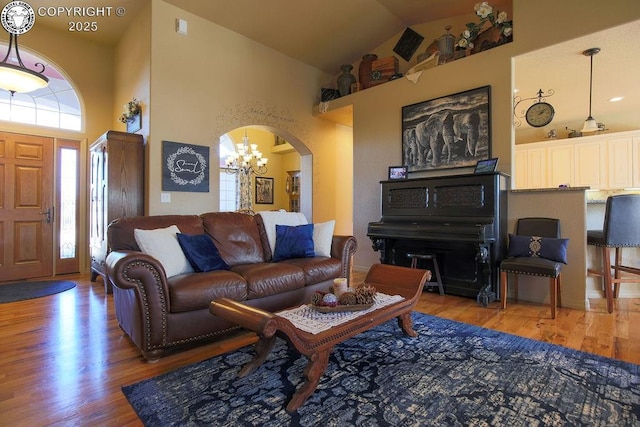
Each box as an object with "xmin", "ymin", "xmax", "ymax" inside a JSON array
[{"xmin": 367, "ymin": 172, "xmax": 509, "ymax": 305}]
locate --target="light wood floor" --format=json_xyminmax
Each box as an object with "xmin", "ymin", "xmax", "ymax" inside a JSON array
[{"xmin": 0, "ymin": 273, "xmax": 638, "ymax": 426}]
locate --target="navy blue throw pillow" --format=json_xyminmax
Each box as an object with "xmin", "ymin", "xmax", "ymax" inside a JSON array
[
  {"xmin": 273, "ymin": 224, "xmax": 315, "ymax": 261},
  {"xmin": 176, "ymin": 233, "xmax": 230, "ymax": 272},
  {"xmin": 508, "ymin": 234, "xmax": 569, "ymax": 264}
]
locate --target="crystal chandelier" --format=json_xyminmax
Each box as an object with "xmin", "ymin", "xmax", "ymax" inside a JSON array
[{"xmin": 225, "ymin": 131, "xmax": 268, "ymax": 175}]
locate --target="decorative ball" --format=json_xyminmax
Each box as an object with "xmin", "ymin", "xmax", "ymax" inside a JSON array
[
  {"xmin": 322, "ymin": 293, "xmax": 338, "ymax": 305},
  {"xmin": 338, "ymin": 292, "xmax": 357, "ymax": 305}
]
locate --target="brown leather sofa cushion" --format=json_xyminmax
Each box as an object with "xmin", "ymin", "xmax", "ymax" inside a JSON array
[
  {"xmin": 168, "ymin": 270, "xmax": 248, "ymax": 312},
  {"xmin": 278, "ymin": 257, "xmax": 342, "ymax": 285},
  {"xmin": 108, "ymin": 215, "xmax": 204, "ymax": 251},
  {"xmin": 201, "ymin": 212, "xmax": 265, "ymax": 266},
  {"xmin": 231, "ymin": 262, "xmax": 305, "ymax": 299}
]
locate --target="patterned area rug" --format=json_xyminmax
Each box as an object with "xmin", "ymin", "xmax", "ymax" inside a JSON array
[
  {"xmin": 122, "ymin": 313, "xmax": 640, "ymax": 426},
  {"xmin": 0, "ymin": 280, "xmax": 76, "ymax": 303}
]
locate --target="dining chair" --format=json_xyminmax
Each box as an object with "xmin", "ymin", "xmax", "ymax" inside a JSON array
[
  {"xmin": 587, "ymin": 194, "xmax": 640, "ymax": 313},
  {"xmin": 500, "ymin": 218, "xmax": 567, "ymax": 319}
]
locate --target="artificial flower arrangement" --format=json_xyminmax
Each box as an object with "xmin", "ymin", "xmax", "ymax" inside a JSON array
[
  {"xmin": 118, "ymin": 98, "xmax": 141, "ymax": 123},
  {"xmin": 456, "ymin": 1, "xmax": 513, "ymax": 50}
]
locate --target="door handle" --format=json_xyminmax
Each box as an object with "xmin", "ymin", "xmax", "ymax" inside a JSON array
[{"xmin": 39, "ymin": 207, "xmax": 53, "ymax": 223}]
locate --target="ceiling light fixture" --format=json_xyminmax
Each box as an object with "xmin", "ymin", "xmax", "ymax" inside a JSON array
[
  {"xmin": 0, "ymin": 2, "xmax": 49, "ymax": 95},
  {"xmin": 225, "ymin": 131, "xmax": 268, "ymax": 176},
  {"xmin": 581, "ymin": 47, "xmax": 600, "ymax": 134},
  {"xmin": 0, "ymin": 34, "xmax": 48, "ymax": 95}
]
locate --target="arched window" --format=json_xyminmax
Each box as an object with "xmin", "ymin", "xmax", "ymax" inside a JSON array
[{"xmin": 0, "ymin": 43, "xmax": 82, "ymax": 131}]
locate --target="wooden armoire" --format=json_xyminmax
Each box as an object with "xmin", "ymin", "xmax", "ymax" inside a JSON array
[{"xmin": 89, "ymin": 130, "xmax": 144, "ymax": 292}]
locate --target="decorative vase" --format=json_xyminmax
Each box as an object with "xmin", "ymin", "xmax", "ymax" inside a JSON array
[
  {"xmin": 337, "ymin": 64, "xmax": 356, "ymax": 97},
  {"xmin": 358, "ymin": 53, "xmax": 377, "ymax": 90},
  {"xmin": 437, "ymin": 25, "xmax": 455, "ymax": 63}
]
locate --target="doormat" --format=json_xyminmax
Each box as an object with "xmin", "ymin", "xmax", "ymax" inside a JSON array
[{"xmin": 0, "ymin": 280, "xmax": 76, "ymax": 303}]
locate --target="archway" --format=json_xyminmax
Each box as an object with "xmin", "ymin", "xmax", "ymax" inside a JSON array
[{"xmin": 219, "ymin": 126, "xmax": 312, "ymax": 220}]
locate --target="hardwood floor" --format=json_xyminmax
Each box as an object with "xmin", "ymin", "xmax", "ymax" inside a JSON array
[{"xmin": 0, "ymin": 273, "xmax": 638, "ymax": 426}]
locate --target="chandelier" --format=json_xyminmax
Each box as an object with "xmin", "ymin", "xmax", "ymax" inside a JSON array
[
  {"xmin": 0, "ymin": 1, "xmax": 49, "ymax": 95},
  {"xmin": 225, "ymin": 131, "xmax": 268, "ymax": 175}
]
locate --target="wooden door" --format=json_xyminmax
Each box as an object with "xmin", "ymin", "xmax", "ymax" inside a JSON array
[{"xmin": 0, "ymin": 132, "xmax": 54, "ymax": 281}]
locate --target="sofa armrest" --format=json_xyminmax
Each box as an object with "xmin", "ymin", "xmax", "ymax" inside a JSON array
[
  {"xmin": 105, "ymin": 250, "xmax": 172, "ymax": 359},
  {"xmin": 330, "ymin": 235, "xmax": 358, "ymax": 281}
]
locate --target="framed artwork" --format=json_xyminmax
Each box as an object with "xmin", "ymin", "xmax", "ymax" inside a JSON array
[
  {"xmin": 388, "ymin": 166, "xmax": 408, "ymax": 180},
  {"xmin": 255, "ymin": 177, "xmax": 274, "ymax": 204},
  {"xmin": 402, "ymin": 85, "xmax": 491, "ymax": 172},
  {"xmin": 393, "ymin": 27, "xmax": 424, "ymax": 62},
  {"xmin": 162, "ymin": 140, "xmax": 209, "ymax": 192},
  {"xmin": 474, "ymin": 157, "xmax": 499, "ymax": 174}
]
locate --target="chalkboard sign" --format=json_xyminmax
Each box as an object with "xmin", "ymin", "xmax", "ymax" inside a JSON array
[
  {"xmin": 393, "ymin": 27, "xmax": 425, "ymax": 62},
  {"xmin": 162, "ymin": 140, "xmax": 209, "ymax": 192}
]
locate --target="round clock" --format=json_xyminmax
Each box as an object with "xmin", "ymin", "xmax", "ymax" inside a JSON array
[{"xmin": 525, "ymin": 102, "xmax": 555, "ymax": 127}]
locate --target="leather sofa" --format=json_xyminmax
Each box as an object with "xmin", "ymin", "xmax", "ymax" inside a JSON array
[{"xmin": 105, "ymin": 211, "xmax": 357, "ymax": 362}]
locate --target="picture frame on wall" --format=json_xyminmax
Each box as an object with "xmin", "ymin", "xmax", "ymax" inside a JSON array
[
  {"xmin": 255, "ymin": 177, "xmax": 274, "ymax": 204},
  {"xmin": 162, "ymin": 140, "xmax": 209, "ymax": 192},
  {"xmin": 402, "ymin": 85, "xmax": 491, "ymax": 173}
]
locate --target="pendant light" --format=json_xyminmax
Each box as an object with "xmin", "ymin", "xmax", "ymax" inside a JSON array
[
  {"xmin": 581, "ymin": 47, "xmax": 600, "ymax": 134},
  {"xmin": 0, "ymin": 1, "xmax": 49, "ymax": 95}
]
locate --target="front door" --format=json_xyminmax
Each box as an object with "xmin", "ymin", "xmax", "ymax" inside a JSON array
[{"xmin": 0, "ymin": 131, "xmax": 54, "ymax": 281}]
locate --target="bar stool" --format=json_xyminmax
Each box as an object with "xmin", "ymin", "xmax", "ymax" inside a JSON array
[
  {"xmin": 406, "ymin": 252, "xmax": 444, "ymax": 295},
  {"xmin": 587, "ymin": 194, "xmax": 640, "ymax": 313}
]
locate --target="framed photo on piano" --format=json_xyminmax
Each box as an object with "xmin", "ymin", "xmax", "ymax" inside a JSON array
[
  {"xmin": 388, "ymin": 166, "xmax": 408, "ymax": 180},
  {"xmin": 401, "ymin": 85, "xmax": 491, "ymax": 173}
]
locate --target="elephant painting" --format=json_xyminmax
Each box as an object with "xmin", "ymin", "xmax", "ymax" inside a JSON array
[
  {"xmin": 414, "ymin": 111, "xmax": 455, "ymax": 167},
  {"xmin": 402, "ymin": 128, "xmax": 417, "ymax": 166},
  {"xmin": 453, "ymin": 111, "xmax": 481, "ymax": 158},
  {"xmin": 401, "ymin": 86, "xmax": 491, "ymax": 172}
]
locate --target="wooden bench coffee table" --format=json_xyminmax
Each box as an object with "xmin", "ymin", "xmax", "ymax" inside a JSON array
[{"xmin": 209, "ymin": 264, "xmax": 430, "ymax": 411}]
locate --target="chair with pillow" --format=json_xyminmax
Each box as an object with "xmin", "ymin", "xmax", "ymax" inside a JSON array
[{"xmin": 500, "ymin": 218, "xmax": 568, "ymax": 319}]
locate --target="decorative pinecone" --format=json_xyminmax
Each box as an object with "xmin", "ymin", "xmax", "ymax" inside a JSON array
[
  {"xmin": 355, "ymin": 285, "xmax": 377, "ymax": 305},
  {"xmin": 311, "ymin": 291, "xmax": 324, "ymax": 305},
  {"xmin": 338, "ymin": 291, "xmax": 357, "ymax": 306}
]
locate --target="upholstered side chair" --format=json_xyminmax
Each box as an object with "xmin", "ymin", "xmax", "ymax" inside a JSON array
[{"xmin": 500, "ymin": 218, "xmax": 566, "ymax": 319}]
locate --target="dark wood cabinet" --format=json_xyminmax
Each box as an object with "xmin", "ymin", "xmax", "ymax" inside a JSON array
[{"xmin": 89, "ymin": 130, "xmax": 144, "ymax": 292}]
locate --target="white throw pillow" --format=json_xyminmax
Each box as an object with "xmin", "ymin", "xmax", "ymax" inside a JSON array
[
  {"xmin": 313, "ymin": 220, "xmax": 335, "ymax": 257},
  {"xmin": 258, "ymin": 210, "xmax": 308, "ymax": 255},
  {"xmin": 134, "ymin": 225, "xmax": 194, "ymax": 278}
]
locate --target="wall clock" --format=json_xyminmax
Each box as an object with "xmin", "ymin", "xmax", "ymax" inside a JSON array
[{"xmin": 525, "ymin": 102, "xmax": 555, "ymax": 127}]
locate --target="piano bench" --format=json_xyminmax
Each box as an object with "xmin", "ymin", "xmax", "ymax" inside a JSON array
[{"xmin": 406, "ymin": 252, "xmax": 444, "ymax": 295}]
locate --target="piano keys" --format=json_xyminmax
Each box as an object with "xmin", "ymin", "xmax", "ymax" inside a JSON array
[{"xmin": 367, "ymin": 172, "xmax": 509, "ymax": 305}]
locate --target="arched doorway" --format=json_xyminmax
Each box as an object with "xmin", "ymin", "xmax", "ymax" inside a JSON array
[{"xmin": 218, "ymin": 126, "xmax": 312, "ymax": 220}]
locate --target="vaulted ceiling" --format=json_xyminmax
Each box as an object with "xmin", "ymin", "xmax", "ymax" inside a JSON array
[{"xmin": 21, "ymin": 0, "xmax": 640, "ymax": 139}]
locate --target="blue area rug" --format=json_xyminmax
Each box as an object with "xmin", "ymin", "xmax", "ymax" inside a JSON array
[
  {"xmin": 0, "ymin": 280, "xmax": 76, "ymax": 303},
  {"xmin": 122, "ymin": 312, "xmax": 640, "ymax": 426}
]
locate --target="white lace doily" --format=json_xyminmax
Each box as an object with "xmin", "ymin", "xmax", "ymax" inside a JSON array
[{"xmin": 276, "ymin": 292, "xmax": 404, "ymax": 335}]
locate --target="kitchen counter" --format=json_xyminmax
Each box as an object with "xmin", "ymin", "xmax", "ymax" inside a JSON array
[{"xmin": 510, "ymin": 186, "xmax": 589, "ymax": 193}]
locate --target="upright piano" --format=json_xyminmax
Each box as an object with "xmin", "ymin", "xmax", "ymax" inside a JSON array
[{"xmin": 367, "ymin": 172, "xmax": 509, "ymax": 305}]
